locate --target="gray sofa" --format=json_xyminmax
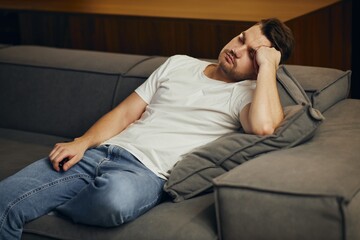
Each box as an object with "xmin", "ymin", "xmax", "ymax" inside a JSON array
[{"xmin": 0, "ymin": 45, "xmax": 359, "ymax": 240}]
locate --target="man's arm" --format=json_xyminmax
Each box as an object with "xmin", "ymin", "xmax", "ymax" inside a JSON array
[
  {"xmin": 49, "ymin": 92, "xmax": 148, "ymax": 171},
  {"xmin": 240, "ymin": 47, "xmax": 284, "ymax": 135}
]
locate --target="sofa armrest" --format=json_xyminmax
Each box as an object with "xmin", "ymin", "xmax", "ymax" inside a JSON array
[
  {"xmin": 213, "ymin": 157, "xmax": 345, "ymax": 240},
  {"xmin": 213, "ymin": 99, "xmax": 360, "ymax": 240}
]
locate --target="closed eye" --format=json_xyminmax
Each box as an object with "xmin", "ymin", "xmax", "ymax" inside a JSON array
[{"xmin": 239, "ymin": 32, "xmax": 256, "ymax": 60}]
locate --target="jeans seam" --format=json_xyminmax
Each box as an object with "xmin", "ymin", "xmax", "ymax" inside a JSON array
[
  {"xmin": 96, "ymin": 158, "xmax": 109, "ymax": 176},
  {"xmin": 136, "ymin": 179, "xmax": 165, "ymax": 218},
  {"xmin": 0, "ymin": 173, "xmax": 92, "ymax": 231},
  {"xmin": 120, "ymin": 188, "xmax": 162, "ymax": 224}
]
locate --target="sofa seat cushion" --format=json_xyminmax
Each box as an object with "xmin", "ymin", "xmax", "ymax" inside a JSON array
[
  {"xmin": 0, "ymin": 128, "xmax": 70, "ymax": 181},
  {"xmin": 213, "ymin": 99, "xmax": 360, "ymax": 240},
  {"xmin": 23, "ymin": 194, "xmax": 217, "ymax": 240}
]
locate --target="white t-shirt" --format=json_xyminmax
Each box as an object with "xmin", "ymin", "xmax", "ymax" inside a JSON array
[{"xmin": 103, "ymin": 55, "xmax": 256, "ymax": 179}]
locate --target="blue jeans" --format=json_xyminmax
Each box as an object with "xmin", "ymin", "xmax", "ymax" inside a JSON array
[{"xmin": 0, "ymin": 145, "xmax": 165, "ymax": 240}]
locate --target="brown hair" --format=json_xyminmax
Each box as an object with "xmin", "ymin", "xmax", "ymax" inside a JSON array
[{"xmin": 259, "ymin": 18, "xmax": 295, "ymax": 64}]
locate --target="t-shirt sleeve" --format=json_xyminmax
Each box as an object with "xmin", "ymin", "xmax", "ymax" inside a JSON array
[
  {"xmin": 230, "ymin": 80, "xmax": 256, "ymax": 120},
  {"xmin": 135, "ymin": 56, "xmax": 174, "ymax": 104}
]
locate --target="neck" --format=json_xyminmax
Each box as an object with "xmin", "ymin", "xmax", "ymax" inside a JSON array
[{"xmin": 204, "ymin": 64, "xmax": 232, "ymax": 83}]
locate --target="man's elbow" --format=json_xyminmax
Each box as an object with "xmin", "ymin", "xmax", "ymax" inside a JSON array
[
  {"xmin": 251, "ymin": 124, "xmax": 275, "ymax": 136},
  {"xmin": 252, "ymin": 112, "xmax": 284, "ymax": 136},
  {"xmin": 242, "ymin": 111, "xmax": 284, "ymax": 136}
]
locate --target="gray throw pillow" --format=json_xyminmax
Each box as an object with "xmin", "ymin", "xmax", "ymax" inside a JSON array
[{"xmin": 163, "ymin": 65, "xmax": 324, "ymax": 202}]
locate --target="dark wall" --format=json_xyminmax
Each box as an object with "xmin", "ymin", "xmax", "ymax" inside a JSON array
[
  {"xmin": 351, "ymin": 0, "xmax": 358, "ymax": 98},
  {"xmin": 286, "ymin": 0, "xmax": 352, "ymax": 71},
  {"xmin": 0, "ymin": 11, "xmax": 20, "ymax": 45}
]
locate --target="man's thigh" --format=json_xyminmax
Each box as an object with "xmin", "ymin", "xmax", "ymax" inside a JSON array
[{"xmin": 56, "ymin": 146, "xmax": 165, "ymax": 227}]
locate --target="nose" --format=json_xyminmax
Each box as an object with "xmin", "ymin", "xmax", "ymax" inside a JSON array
[
  {"xmin": 231, "ymin": 46, "xmax": 245, "ymax": 58},
  {"xmin": 230, "ymin": 49, "xmax": 238, "ymax": 58}
]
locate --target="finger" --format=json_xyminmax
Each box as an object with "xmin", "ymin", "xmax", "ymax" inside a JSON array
[
  {"xmin": 50, "ymin": 147, "xmax": 66, "ymax": 164},
  {"xmin": 51, "ymin": 151, "xmax": 69, "ymax": 172},
  {"xmin": 51, "ymin": 156, "xmax": 63, "ymax": 172},
  {"xmin": 49, "ymin": 150, "xmax": 60, "ymax": 163},
  {"xmin": 50, "ymin": 157, "xmax": 60, "ymax": 172},
  {"xmin": 62, "ymin": 155, "xmax": 81, "ymax": 172},
  {"xmin": 49, "ymin": 143, "xmax": 63, "ymax": 160},
  {"xmin": 59, "ymin": 157, "xmax": 70, "ymax": 171},
  {"xmin": 49, "ymin": 147, "xmax": 58, "ymax": 160}
]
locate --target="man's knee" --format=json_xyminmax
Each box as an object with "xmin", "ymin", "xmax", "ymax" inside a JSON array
[{"xmin": 95, "ymin": 198, "xmax": 137, "ymax": 227}]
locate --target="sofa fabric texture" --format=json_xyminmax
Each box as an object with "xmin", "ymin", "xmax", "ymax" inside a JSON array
[{"xmin": 0, "ymin": 45, "xmax": 358, "ymax": 240}]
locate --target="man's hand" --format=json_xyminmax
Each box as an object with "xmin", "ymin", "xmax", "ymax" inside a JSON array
[
  {"xmin": 49, "ymin": 138, "xmax": 89, "ymax": 172},
  {"xmin": 253, "ymin": 46, "xmax": 281, "ymax": 76}
]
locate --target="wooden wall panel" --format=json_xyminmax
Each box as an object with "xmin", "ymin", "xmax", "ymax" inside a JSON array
[
  {"xmin": 16, "ymin": 12, "xmax": 254, "ymax": 59},
  {"xmin": 286, "ymin": 0, "xmax": 352, "ymax": 70},
  {"xmin": 0, "ymin": 0, "xmax": 341, "ymax": 22}
]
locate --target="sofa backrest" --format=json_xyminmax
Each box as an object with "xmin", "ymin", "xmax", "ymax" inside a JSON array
[
  {"xmin": 284, "ymin": 65, "xmax": 351, "ymax": 113},
  {"xmin": 0, "ymin": 45, "xmax": 166, "ymax": 138},
  {"xmin": 0, "ymin": 45, "xmax": 351, "ymax": 138}
]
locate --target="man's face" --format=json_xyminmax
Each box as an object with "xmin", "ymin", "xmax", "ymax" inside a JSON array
[{"xmin": 218, "ymin": 24, "xmax": 272, "ymax": 82}]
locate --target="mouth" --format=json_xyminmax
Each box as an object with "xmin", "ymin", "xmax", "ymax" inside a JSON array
[{"xmin": 224, "ymin": 51, "xmax": 235, "ymax": 65}]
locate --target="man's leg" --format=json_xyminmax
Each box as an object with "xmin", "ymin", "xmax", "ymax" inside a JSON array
[
  {"xmin": 56, "ymin": 145, "xmax": 165, "ymax": 227},
  {"xmin": 0, "ymin": 146, "xmax": 108, "ymax": 240}
]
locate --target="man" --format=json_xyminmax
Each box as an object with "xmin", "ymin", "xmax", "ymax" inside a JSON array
[{"xmin": 0, "ymin": 18, "xmax": 294, "ymax": 239}]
